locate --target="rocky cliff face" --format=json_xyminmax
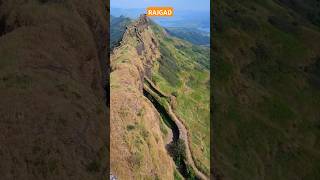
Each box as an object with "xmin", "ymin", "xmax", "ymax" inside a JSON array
[
  {"xmin": 110, "ymin": 15, "xmax": 175, "ymax": 179},
  {"xmin": 0, "ymin": 1, "xmax": 108, "ymax": 179}
]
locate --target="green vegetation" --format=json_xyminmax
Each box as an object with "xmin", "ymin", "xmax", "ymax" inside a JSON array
[
  {"xmin": 186, "ymin": 165, "xmax": 196, "ymax": 180},
  {"xmin": 159, "ymin": 117, "xmax": 169, "ymax": 136},
  {"xmin": 166, "ymin": 27, "xmax": 210, "ymax": 46},
  {"xmin": 131, "ymin": 152, "xmax": 144, "ymax": 168},
  {"xmin": 169, "ymin": 139, "xmax": 187, "ymax": 167},
  {"xmin": 150, "ymin": 23, "xmax": 210, "ymax": 175},
  {"xmin": 126, "ymin": 124, "xmax": 135, "ymax": 131},
  {"xmin": 213, "ymin": 0, "xmax": 320, "ymax": 179},
  {"xmin": 168, "ymin": 139, "xmax": 196, "ymax": 179},
  {"xmin": 110, "ymin": 15, "xmax": 132, "ymax": 49},
  {"xmin": 174, "ymin": 169, "xmax": 184, "ymax": 180}
]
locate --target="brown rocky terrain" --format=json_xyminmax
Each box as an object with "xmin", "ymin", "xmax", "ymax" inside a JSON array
[
  {"xmin": 0, "ymin": 1, "xmax": 108, "ymax": 179},
  {"xmin": 110, "ymin": 15, "xmax": 175, "ymax": 179}
]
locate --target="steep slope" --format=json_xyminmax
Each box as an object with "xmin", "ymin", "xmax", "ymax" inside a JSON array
[
  {"xmin": 110, "ymin": 15, "xmax": 175, "ymax": 179},
  {"xmin": 110, "ymin": 15, "xmax": 132, "ymax": 49},
  {"xmin": 110, "ymin": 14, "xmax": 210, "ymax": 179},
  {"xmin": 144, "ymin": 78, "xmax": 209, "ymax": 180},
  {"xmin": 150, "ymin": 22, "xmax": 211, "ymax": 176},
  {"xmin": 213, "ymin": 0, "xmax": 320, "ymax": 179},
  {"xmin": 0, "ymin": 0, "xmax": 108, "ymax": 179}
]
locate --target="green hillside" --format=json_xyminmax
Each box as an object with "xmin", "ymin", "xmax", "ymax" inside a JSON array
[
  {"xmin": 109, "ymin": 15, "xmax": 210, "ymax": 178},
  {"xmin": 150, "ymin": 22, "xmax": 211, "ymax": 175},
  {"xmin": 110, "ymin": 15, "xmax": 131, "ymax": 49},
  {"xmin": 165, "ymin": 27, "xmax": 210, "ymax": 46},
  {"xmin": 213, "ymin": 0, "xmax": 320, "ymax": 179}
]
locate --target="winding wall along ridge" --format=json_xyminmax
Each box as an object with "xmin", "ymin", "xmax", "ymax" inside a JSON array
[{"xmin": 144, "ymin": 78, "xmax": 209, "ymax": 180}]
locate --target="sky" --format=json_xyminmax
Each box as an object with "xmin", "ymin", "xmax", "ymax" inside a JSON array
[{"xmin": 110, "ymin": 0, "xmax": 210, "ymax": 11}]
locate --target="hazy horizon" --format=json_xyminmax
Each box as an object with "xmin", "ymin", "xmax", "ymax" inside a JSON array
[
  {"xmin": 110, "ymin": 0, "xmax": 210, "ymax": 11},
  {"xmin": 110, "ymin": 7, "xmax": 210, "ymax": 32}
]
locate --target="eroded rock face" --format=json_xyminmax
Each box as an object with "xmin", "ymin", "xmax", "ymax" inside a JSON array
[
  {"xmin": 110, "ymin": 15, "xmax": 174, "ymax": 179},
  {"xmin": 0, "ymin": 1, "xmax": 108, "ymax": 179}
]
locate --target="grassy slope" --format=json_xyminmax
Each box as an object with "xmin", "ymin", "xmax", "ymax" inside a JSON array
[
  {"xmin": 110, "ymin": 16, "xmax": 175, "ymax": 179},
  {"xmin": 150, "ymin": 23, "xmax": 211, "ymax": 175},
  {"xmin": 213, "ymin": 0, "xmax": 320, "ymax": 179},
  {"xmin": 165, "ymin": 27, "xmax": 210, "ymax": 46},
  {"xmin": 0, "ymin": 0, "xmax": 108, "ymax": 179}
]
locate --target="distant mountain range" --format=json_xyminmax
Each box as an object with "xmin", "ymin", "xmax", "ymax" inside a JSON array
[
  {"xmin": 111, "ymin": 8, "xmax": 210, "ymax": 32},
  {"xmin": 110, "ymin": 15, "xmax": 210, "ymax": 48},
  {"xmin": 166, "ymin": 27, "xmax": 210, "ymax": 46},
  {"xmin": 110, "ymin": 15, "xmax": 132, "ymax": 49}
]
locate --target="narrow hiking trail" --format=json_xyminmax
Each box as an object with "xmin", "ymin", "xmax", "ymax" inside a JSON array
[{"xmin": 144, "ymin": 78, "xmax": 209, "ymax": 180}]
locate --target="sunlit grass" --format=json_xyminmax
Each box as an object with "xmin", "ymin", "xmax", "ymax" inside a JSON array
[{"xmin": 151, "ymin": 24, "xmax": 211, "ymax": 175}]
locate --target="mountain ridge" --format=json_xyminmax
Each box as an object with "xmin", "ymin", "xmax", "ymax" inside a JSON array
[
  {"xmin": 110, "ymin": 14, "xmax": 210, "ymax": 179},
  {"xmin": 110, "ymin": 14, "xmax": 175, "ymax": 179}
]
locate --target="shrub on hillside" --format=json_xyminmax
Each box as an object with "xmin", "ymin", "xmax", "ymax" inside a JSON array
[{"xmin": 167, "ymin": 139, "xmax": 186, "ymax": 167}]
